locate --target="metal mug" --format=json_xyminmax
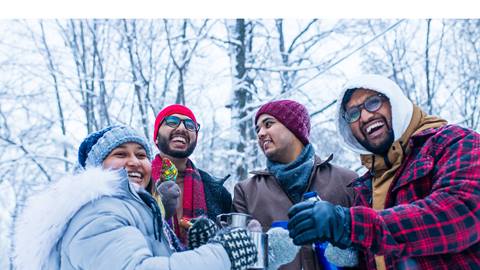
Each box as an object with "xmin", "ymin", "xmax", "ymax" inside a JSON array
[
  {"xmin": 216, "ymin": 213, "xmax": 252, "ymax": 228},
  {"xmin": 248, "ymin": 231, "xmax": 268, "ymax": 269}
]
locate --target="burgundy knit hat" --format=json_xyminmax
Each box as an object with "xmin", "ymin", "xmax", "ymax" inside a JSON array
[
  {"xmin": 153, "ymin": 104, "xmax": 198, "ymax": 142},
  {"xmin": 255, "ymin": 100, "xmax": 310, "ymax": 145}
]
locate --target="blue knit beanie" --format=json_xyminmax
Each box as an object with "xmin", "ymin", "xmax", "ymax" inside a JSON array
[{"xmin": 76, "ymin": 125, "xmax": 152, "ymax": 170}]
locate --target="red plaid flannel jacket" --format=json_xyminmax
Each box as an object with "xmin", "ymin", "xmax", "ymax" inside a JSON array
[{"xmin": 349, "ymin": 125, "xmax": 480, "ymax": 269}]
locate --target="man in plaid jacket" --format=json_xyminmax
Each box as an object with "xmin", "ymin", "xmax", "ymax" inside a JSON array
[{"xmin": 287, "ymin": 74, "xmax": 480, "ymax": 269}]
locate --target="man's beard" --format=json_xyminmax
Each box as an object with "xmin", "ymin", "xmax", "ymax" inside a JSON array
[
  {"xmin": 157, "ymin": 133, "xmax": 197, "ymax": 158},
  {"xmin": 358, "ymin": 128, "xmax": 394, "ymax": 155}
]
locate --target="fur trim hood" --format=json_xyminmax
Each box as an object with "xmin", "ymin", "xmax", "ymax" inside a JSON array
[
  {"xmin": 335, "ymin": 74, "xmax": 414, "ymax": 154},
  {"xmin": 13, "ymin": 168, "xmax": 131, "ymax": 270}
]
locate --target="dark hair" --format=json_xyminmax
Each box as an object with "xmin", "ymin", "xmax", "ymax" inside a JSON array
[
  {"xmin": 341, "ymin": 88, "xmax": 358, "ymax": 112},
  {"xmin": 146, "ymin": 178, "xmax": 154, "ymax": 195}
]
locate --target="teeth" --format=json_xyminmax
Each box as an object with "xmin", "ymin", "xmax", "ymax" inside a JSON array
[
  {"xmin": 128, "ymin": 172, "xmax": 141, "ymax": 178},
  {"xmin": 366, "ymin": 122, "xmax": 383, "ymax": 134},
  {"xmin": 263, "ymin": 140, "xmax": 271, "ymax": 149},
  {"xmin": 172, "ymin": 136, "xmax": 186, "ymax": 143}
]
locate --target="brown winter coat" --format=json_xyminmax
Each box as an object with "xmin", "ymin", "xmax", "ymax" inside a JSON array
[{"xmin": 233, "ymin": 154, "xmax": 357, "ymax": 270}]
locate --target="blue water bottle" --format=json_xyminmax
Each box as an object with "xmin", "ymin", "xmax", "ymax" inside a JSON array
[{"xmin": 303, "ymin": 191, "xmax": 341, "ymax": 270}]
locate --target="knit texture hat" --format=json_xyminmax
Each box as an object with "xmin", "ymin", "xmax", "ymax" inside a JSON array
[
  {"xmin": 153, "ymin": 104, "xmax": 198, "ymax": 141},
  {"xmin": 255, "ymin": 100, "xmax": 311, "ymax": 145},
  {"xmin": 77, "ymin": 125, "xmax": 152, "ymax": 170}
]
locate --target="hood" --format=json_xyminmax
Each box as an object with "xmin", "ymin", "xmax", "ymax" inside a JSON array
[
  {"xmin": 335, "ymin": 74, "xmax": 414, "ymax": 155},
  {"xmin": 13, "ymin": 168, "xmax": 132, "ymax": 270}
]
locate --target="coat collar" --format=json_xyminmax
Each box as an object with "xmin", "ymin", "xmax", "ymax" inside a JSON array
[
  {"xmin": 249, "ymin": 154, "xmax": 333, "ymax": 176},
  {"xmin": 347, "ymin": 125, "xmax": 445, "ymax": 189}
]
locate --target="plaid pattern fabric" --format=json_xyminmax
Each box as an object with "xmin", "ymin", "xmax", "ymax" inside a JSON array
[
  {"xmin": 171, "ymin": 160, "xmax": 208, "ymax": 244},
  {"xmin": 182, "ymin": 160, "xmax": 208, "ymax": 218},
  {"xmin": 152, "ymin": 155, "xmax": 208, "ymax": 244},
  {"xmin": 349, "ymin": 125, "xmax": 480, "ymax": 269}
]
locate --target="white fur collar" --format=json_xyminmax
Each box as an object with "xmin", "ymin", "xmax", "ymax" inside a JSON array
[{"xmin": 13, "ymin": 168, "xmax": 125, "ymax": 270}]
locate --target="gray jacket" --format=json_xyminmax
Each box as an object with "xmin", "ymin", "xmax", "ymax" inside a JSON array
[{"xmin": 13, "ymin": 168, "xmax": 230, "ymax": 270}]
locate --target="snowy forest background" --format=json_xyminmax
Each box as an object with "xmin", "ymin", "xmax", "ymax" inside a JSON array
[{"xmin": 1, "ymin": 19, "xmax": 480, "ymax": 268}]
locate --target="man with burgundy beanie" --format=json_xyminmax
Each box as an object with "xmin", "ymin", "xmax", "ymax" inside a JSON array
[
  {"xmin": 233, "ymin": 100, "xmax": 357, "ymax": 270},
  {"xmin": 152, "ymin": 104, "xmax": 232, "ymax": 246}
]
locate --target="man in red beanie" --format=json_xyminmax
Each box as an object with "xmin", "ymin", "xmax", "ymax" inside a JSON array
[
  {"xmin": 233, "ymin": 99, "xmax": 357, "ymax": 270},
  {"xmin": 152, "ymin": 104, "xmax": 232, "ymax": 246}
]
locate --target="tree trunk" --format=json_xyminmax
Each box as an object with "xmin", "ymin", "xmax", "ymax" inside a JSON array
[{"xmin": 229, "ymin": 19, "xmax": 256, "ymax": 181}]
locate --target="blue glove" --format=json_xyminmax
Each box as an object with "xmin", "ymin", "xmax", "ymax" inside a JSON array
[{"xmin": 287, "ymin": 200, "xmax": 352, "ymax": 249}]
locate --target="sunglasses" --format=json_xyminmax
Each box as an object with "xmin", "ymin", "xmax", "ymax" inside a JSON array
[
  {"xmin": 163, "ymin": 115, "xmax": 200, "ymax": 132},
  {"xmin": 343, "ymin": 94, "xmax": 388, "ymax": 123}
]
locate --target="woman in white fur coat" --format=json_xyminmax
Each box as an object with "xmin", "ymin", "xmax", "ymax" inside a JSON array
[{"xmin": 13, "ymin": 125, "xmax": 256, "ymax": 270}]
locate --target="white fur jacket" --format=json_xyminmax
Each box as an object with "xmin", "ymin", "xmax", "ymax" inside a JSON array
[{"xmin": 13, "ymin": 168, "xmax": 230, "ymax": 270}]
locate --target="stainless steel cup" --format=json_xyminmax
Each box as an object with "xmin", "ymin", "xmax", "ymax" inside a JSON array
[
  {"xmin": 216, "ymin": 213, "xmax": 252, "ymax": 228},
  {"xmin": 248, "ymin": 231, "xmax": 268, "ymax": 269}
]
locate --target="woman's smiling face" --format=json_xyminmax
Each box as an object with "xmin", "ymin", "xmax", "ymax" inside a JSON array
[{"xmin": 103, "ymin": 142, "xmax": 151, "ymax": 188}]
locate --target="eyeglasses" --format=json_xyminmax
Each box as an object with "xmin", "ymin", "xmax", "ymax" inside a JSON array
[
  {"xmin": 163, "ymin": 116, "xmax": 200, "ymax": 132},
  {"xmin": 343, "ymin": 94, "xmax": 388, "ymax": 123}
]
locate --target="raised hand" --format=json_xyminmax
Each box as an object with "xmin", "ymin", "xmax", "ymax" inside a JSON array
[
  {"xmin": 152, "ymin": 156, "xmax": 178, "ymax": 183},
  {"xmin": 209, "ymin": 227, "xmax": 258, "ymax": 270},
  {"xmin": 156, "ymin": 181, "xmax": 180, "ymax": 219},
  {"xmin": 287, "ymin": 200, "xmax": 352, "ymax": 249},
  {"xmin": 187, "ymin": 217, "xmax": 218, "ymax": 249}
]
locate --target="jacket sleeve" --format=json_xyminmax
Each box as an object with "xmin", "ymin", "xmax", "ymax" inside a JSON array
[
  {"xmin": 337, "ymin": 166, "xmax": 358, "ymax": 208},
  {"xmin": 215, "ymin": 181, "xmax": 233, "ymax": 214},
  {"xmin": 199, "ymin": 170, "xmax": 233, "ymax": 219},
  {"xmin": 141, "ymin": 244, "xmax": 231, "ymax": 270},
  {"xmin": 349, "ymin": 128, "xmax": 480, "ymax": 257},
  {"xmin": 232, "ymin": 182, "xmax": 248, "ymax": 213},
  {"xmin": 62, "ymin": 198, "xmax": 230, "ymax": 270}
]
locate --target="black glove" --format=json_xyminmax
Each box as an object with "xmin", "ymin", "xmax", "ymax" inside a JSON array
[
  {"xmin": 209, "ymin": 227, "xmax": 258, "ymax": 270},
  {"xmin": 187, "ymin": 217, "xmax": 218, "ymax": 249},
  {"xmin": 287, "ymin": 200, "xmax": 352, "ymax": 249}
]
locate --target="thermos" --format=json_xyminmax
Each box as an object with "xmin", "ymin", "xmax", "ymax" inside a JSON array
[{"xmin": 247, "ymin": 231, "xmax": 268, "ymax": 269}]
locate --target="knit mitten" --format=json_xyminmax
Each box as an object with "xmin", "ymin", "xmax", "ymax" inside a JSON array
[
  {"xmin": 187, "ymin": 217, "xmax": 218, "ymax": 249},
  {"xmin": 209, "ymin": 228, "xmax": 258, "ymax": 270},
  {"xmin": 324, "ymin": 243, "xmax": 358, "ymax": 267},
  {"xmin": 152, "ymin": 156, "xmax": 178, "ymax": 183},
  {"xmin": 156, "ymin": 181, "xmax": 180, "ymax": 220},
  {"xmin": 266, "ymin": 227, "xmax": 299, "ymax": 270},
  {"xmin": 160, "ymin": 157, "xmax": 178, "ymax": 181}
]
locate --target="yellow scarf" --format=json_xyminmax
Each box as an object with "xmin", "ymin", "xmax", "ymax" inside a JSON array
[{"xmin": 360, "ymin": 105, "xmax": 447, "ymax": 270}]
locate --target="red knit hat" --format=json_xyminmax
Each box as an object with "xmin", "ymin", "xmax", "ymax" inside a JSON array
[
  {"xmin": 255, "ymin": 100, "xmax": 310, "ymax": 145},
  {"xmin": 153, "ymin": 104, "xmax": 198, "ymax": 141}
]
